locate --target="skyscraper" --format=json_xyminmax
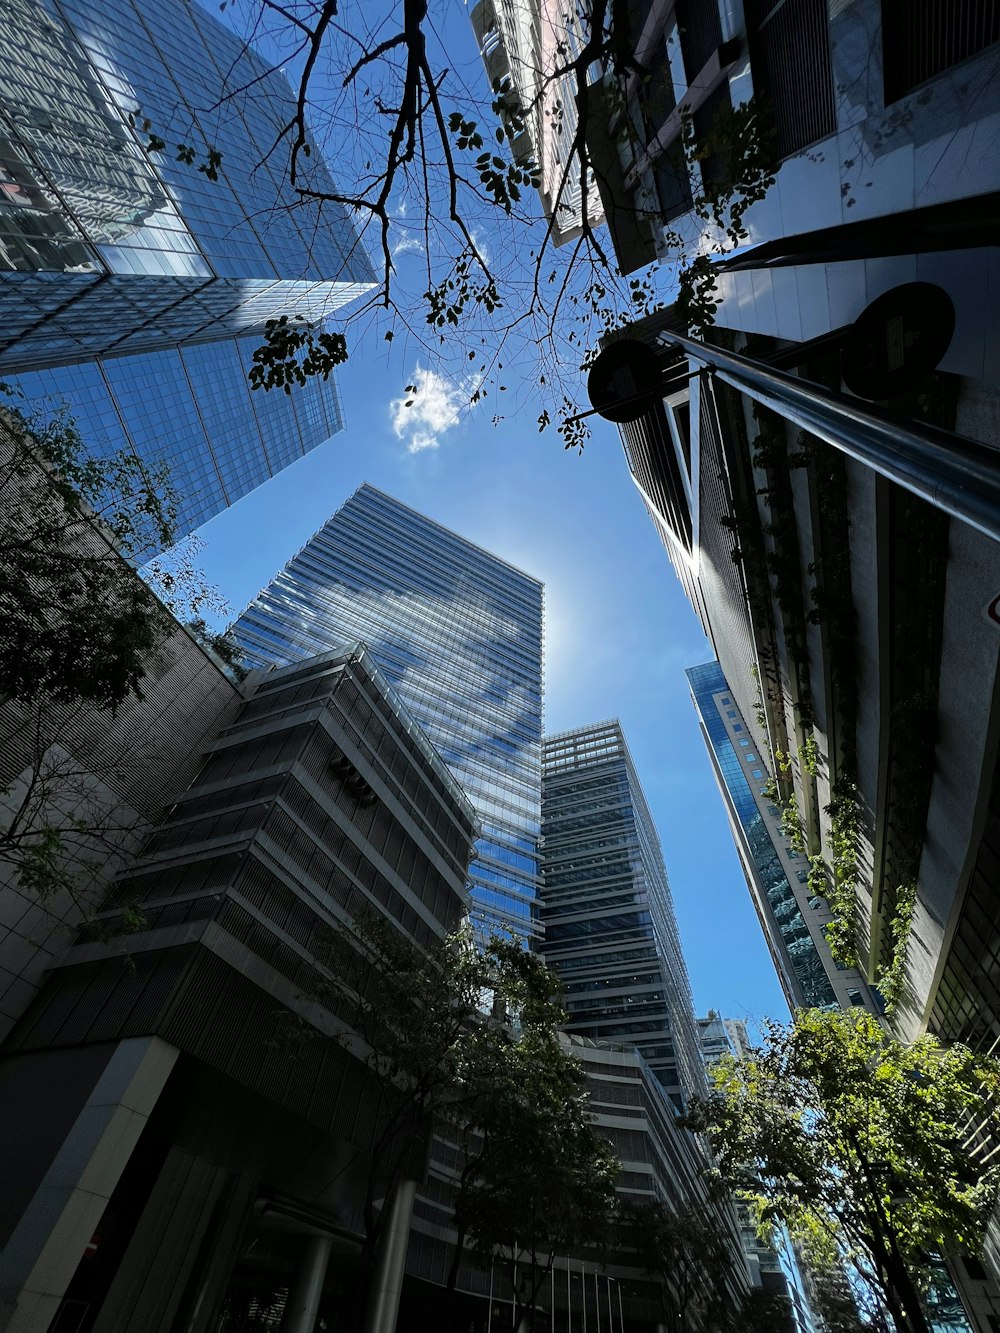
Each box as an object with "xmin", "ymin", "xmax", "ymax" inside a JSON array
[
  {"xmin": 0, "ymin": 0, "xmax": 375, "ymax": 535},
  {"xmin": 686, "ymin": 660, "xmax": 879, "ymax": 1014},
  {"xmin": 231, "ymin": 483, "xmax": 544, "ymax": 942},
  {"xmin": 540, "ymin": 719, "xmax": 704, "ymax": 1110}
]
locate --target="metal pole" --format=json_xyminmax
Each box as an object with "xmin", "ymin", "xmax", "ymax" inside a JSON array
[
  {"xmin": 567, "ymin": 1266, "xmax": 572, "ymax": 1333},
  {"xmin": 279, "ymin": 1233, "xmax": 332, "ymax": 1333},
  {"xmin": 617, "ymin": 1283, "xmax": 625, "ymax": 1333},
  {"xmin": 581, "ymin": 1270, "xmax": 587, "ymax": 1333},
  {"xmin": 657, "ymin": 330, "xmax": 1000, "ymax": 545},
  {"xmin": 488, "ymin": 1260, "xmax": 494, "ymax": 1333},
  {"xmin": 362, "ymin": 1179, "xmax": 417, "ymax": 1333},
  {"xmin": 606, "ymin": 1278, "xmax": 614, "ymax": 1333},
  {"xmin": 594, "ymin": 1271, "xmax": 601, "ymax": 1333},
  {"xmin": 551, "ymin": 1267, "xmax": 555, "ymax": 1333}
]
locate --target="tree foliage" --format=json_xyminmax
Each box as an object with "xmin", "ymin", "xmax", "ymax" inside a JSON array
[
  {"xmin": 685, "ymin": 1010, "xmax": 1000, "ymax": 1333},
  {"xmin": 0, "ymin": 396, "xmax": 228, "ymax": 911},
  {"xmin": 298, "ymin": 914, "xmax": 617, "ymax": 1333},
  {"xmin": 618, "ymin": 1197, "xmax": 744, "ymax": 1333},
  {"xmin": 203, "ymin": 1, "xmax": 775, "ymax": 445},
  {"xmin": 0, "ymin": 397, "xmax": 222, "ymax": 714}
]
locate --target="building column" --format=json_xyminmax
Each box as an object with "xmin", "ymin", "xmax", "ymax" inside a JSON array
[
  {"xmin": 362, "ymin": 1178, "xmax": 417, "ymax": 1333},
  {"xmin": 279, "ymin": 1234, "xmax": 333, "ymax": 1333},
  {"xmin": 0, "ymin": 1037, "xmax": 178, "ymax": 1333}
]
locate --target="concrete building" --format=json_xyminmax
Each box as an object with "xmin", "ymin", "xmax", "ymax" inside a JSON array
[
  {"xmin": 468, "ymin": 0, "xmax": 602, "ymax": 244},
  {"xmin": 0, "ymin": 648, "xmax": 478, "ymax": 1333},
  {"xmin": 540, "ymin": 720, "xmax": 706, "ymax": 1111},
  {"xmin": 0, "ymin": 408, "xmax": 245, "ymax": 1043},
  {"xmin": 232, "ymin": 483, "xmax": 545, "ymax": 946},
  {"xmin": 0, "ymin": 0, "xmax": 374, "ymax": 538}
]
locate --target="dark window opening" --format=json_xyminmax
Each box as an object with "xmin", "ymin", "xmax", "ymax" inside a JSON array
[{"xmin": 882, "ymin": 0, "xmax": 1000, "ymax": 105}]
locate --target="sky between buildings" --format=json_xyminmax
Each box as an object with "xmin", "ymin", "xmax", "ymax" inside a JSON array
[
  {"xmin": 193, "ymin": 0, "xmax": 789, "ymax": 1028},
  {"xmin": 194, "ymin": 341, "xmax": 788, "ymax": 1027}
]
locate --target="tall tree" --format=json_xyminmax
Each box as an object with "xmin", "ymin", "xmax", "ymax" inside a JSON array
[
  {"xmin": 459, "ymin": 1032, "xmax": 619, "ymax": 1331},
  {"xmin": 618, "ymin": 1197, "xmax": 744, "ymax": 1333},
  {"xmin": 685, "ymin": 1010, "xmax": 1000, "ymax": 1333},
  {"xmin": 302, "ymin": 917, "xmax": 594, "ymax": 1333},
  {"xmin": 0, "ymin": 397, "xmax": 222, "ymax": 714}
]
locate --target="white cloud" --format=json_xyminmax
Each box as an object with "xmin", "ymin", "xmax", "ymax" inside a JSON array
[
  {"xmin": 391, "ymin": 234, "xmax": 424, "ymax": 259},
  {"xmin": 390, "ymin": 366, "xmax": 469, "ymax": 455}
]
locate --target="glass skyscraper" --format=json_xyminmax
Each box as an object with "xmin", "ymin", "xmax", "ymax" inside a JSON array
[
  {"xmin": 0, "ymin": 0, "xmax": 374, "ymax": 536},
  {"xmin": 231, "ymin": 484, "xmax": 544, "ymax": 941},
  {"xmin": 6, "ymin": 338, "xmax": 344, "ymax": 538},
  {"xmin": 0, "ymin": 0, "xmax": 374, "ymax": 369},
  {"xmin": 540, "ymin": 720, "xmax": 705, "ymax": 1111},
  {"xmin": 686, "ymin": 660, "xmax": 877, "ymax": 1013}
]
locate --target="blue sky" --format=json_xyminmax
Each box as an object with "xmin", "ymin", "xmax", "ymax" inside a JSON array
[
  {"xmin": 194, "ymin": 337, "xmax": 788, "ymax": 1027},
  {"xmin": 194, "ymin": 0, "xmax": 789, "ymax": 1026}
]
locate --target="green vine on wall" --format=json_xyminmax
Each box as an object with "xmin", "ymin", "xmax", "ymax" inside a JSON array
[
  {"xmin": 875, "ymin": 881, "xmax": 917, "ymax": 1013},
  {"xmin": 820, "ymin": 779, "xmax": 863, "ymax": 971}
]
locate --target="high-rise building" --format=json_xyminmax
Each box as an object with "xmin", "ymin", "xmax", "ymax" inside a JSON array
[
  {"xmin": 687, "ymin": 660, "xmax": 879, "ymax": 1015},
  {"xmin": 7, "ymin": 339, "xmax": 345, "ymax": 540},
  {"xmin": 698, "ymin": 1013, "xmax": 817, "ymax": 1333},
  {"xmin": 469, "ymin": 0, "xmax": 602, "ymax": 244},
  {"xmin": 583, "ymin": 0, "xmax": 1000, "ymax": 1064},
  {"xmin": 0, "ymin": 648, "xmax": 478, "ymax": 1333},
  {"xmin": 540, "ymin": 719, "xmax": 704, "ymax": 1110},
  {"xmin": 231, "ymin": 483, "xmax": 544, "ymax": 942},
  {"xmin": 0, "ymin": 0, "xmax": 375, "ymax": 536}
]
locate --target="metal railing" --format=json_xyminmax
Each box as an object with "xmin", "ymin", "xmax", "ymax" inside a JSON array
[{"xmin": 659, "ymin": 330, "xmax": 1000, "ymax": 545}]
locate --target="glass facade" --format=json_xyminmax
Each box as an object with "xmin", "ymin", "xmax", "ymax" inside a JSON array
[
  {"xmin": 230, "ymin": 484, "xmax": 544, "ymax": 942},
  {"xmin": 6, "ymin": 336, "xmax": 343, "ymax": 538},
  {"xmin": 540, "ymin": 720, "xmax": 705, "ymax": 1111},
  {"xmin": 0, "ymin": 0, "xmax": 375, "ymax": 372},
  {"xmin": 686, "ymin": 661, "xmax": 838, "ymax": 1010},
  {"xmin": 0, "ymin": 0, "xmax": 373, "ymax": 536}
]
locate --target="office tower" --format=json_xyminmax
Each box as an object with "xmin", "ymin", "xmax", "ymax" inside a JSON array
[
  {"xmin": 698, "ymin": 1014, "xmax": 817, "ymax": 1333},
  {"xmin": 687, "ymin": 660, "xmax": 879, "ymax": 1014},
  {"xmin": 540, "ymin": 719, "xmax": 704, "ymax": 1110},
  {"xmin": 0, "ymin": 0, "xmax": 375, "ymax": 536},
  {"xmin": 584, "ymin": 0, "xmax": 1000, "ymax": 1066},
  {"xmin": 469, "ymin": 0, "xmax": 601, "ymax": 244},
  {"xmin": 8, "ymin": 340, "xmax": 346, "ymax": 540},
  {"xmin": 0, "ymin": 649, "xmax": 477, "ymax": 1333},
  {"xmin": 232, "ymin": 484, "xmax": 544, "ymax": 942}
]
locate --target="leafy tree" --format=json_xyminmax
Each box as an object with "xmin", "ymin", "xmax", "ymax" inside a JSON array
[
  {"xmin": 739, "ymin": 1286, "xmax": 796, "ymax": 1333},
  {"xmin": 685, "ymin": 1010, "xmax": 1000, "ymax": 1333},
  {"xmin": 178, "ymin": 3, "xmax": 775, "ymax": 446},
  {"xmin": 0, "ymin": 396, "xmax": 222, "ymax": 714},
  {"xmin": 618, "ymin": 1197, "xmax": 744, "ymax": 1333},
  {"xmin": 460, "ymin": 1036, "xmax": 619, "ymax": 1332},
  {"xmin": 299, "ymin": 915, "xmax": 602, "ymax": 1333}
]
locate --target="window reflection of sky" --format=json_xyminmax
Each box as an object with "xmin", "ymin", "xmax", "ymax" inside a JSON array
[
  {"xmin": 686, "ymin": 662, "xmax": 837, "ymax": 1009},
  {"xmin": 232, "ymin": 485, "xmax": 544, "ymax": 943}
]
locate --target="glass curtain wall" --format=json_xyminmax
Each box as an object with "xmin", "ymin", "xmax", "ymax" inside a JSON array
[{"xmin": 231, "ymin": 484, "xmax": 544, "ymax": 942}]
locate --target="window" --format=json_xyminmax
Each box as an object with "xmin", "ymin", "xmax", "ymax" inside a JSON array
[
  {"xmin": 732, "ymin": 723, "xmax": 743, "ymax": 732},
  {"xmin": 882, "ymin": 0, "xmax": 1000, "ymax": 105},
  {"xmin": 739, "ymin": 738, "xmax": 750, "ymax": 747},
  {"xmin": 964, "ymin": 1256, "xmax": 987, "ymax": 1282},
  {"xmin": 726, "ymin": 709, "xmax": 737, "ymax": 718},
  {"xmin": 847, "ymin": 988, "xmax": 866, "ymax": 1006},
  {"xmin": 752, "ymin": 770, "xmax": 763, "ymax": 779}
]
